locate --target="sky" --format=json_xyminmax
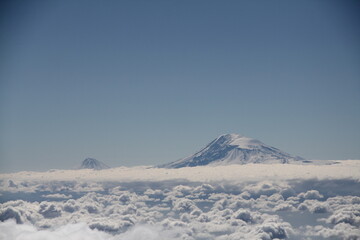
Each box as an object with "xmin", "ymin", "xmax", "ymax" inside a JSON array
[{"xmin": 0, "ymin": 0, "xmax": 360, "ymax": 172}]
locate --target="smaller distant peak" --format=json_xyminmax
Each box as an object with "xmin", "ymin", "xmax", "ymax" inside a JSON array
[
  {"xmin": 80, "ymin": 158, "xmax": 110, "ymax": 170},
  {"xmin": 83, "ymin": 157, "xmax": 97, "ymax": 163}
]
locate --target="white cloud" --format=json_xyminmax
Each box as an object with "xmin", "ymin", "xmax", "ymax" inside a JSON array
[
  {"xmin": 298, "ymin": 190, "xmax": 323, "ymax": 200},
  {"xmin": 42, "ymin": 193, "xmax": 73, "ymax": 199},
  {"xmin": 304, "ymin": 223, "xmax": 360, "ymax": 240},
  {"xmin": 1, "ymin": 161, "xmax": 360, "ymax": 239},
  {"xmin": 0, "ymin": 220, "xmax": 111, "ymax": 240}
]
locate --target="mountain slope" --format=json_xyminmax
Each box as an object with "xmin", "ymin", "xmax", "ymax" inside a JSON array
[
  {"xmin": 161, "ymin": 134, "xmax": 303, "ymax": 168},
  {"xmin": 79, "ymin": 158, "xmax": 110, "ymax": 170}
]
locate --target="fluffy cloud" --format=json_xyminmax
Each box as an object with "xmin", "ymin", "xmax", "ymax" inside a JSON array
[
  {"xmin": 0, "ymin": 220, "xmax": 111, "ymax": 240},
  {"xmin": 304, "ymin": 223, "xmax": 360, "ymax": 240},
  {"xmin": 42, "ymin": 193, "xmax": 73, "ymax": 199},
  {"xmin": 326, "ymin": 204, "xmax": 360, "ymax": 227},
  {"xmin": 1, "ymin": 168, "xmax": 360, "ymax": 239},
  {"xmin": 298, "ymin": 190, "xmax": 324, "ymax": 200}
]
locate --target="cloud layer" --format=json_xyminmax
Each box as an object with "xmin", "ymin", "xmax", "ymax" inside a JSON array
[{"xmin": 1, "ymin": 161, "xmax": 360, "ymax": 239}]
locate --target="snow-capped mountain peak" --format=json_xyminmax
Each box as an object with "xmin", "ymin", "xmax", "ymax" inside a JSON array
[
  {"xmin": 79, "ymin": 158, "xmax": 110, "ymax": 170},
  {"xmin": 160, "ymin": 133, "xmax": 303, "ymax": 168},
  {"xmin": 213, "ymin": 133, "xmax": 263, "ymax": 149}
]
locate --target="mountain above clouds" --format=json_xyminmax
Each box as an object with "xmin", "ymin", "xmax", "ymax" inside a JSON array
[
  {"xmin": 79, "ymin": 158, "xmax": 110, "ymax": 170},
  {"xmin": 160, "ymin": 134, "xmax": 304, "ymax": 168}
]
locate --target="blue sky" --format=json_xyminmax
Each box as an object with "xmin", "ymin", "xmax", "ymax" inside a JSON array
[{"xmin": 1, "ymin": 0, "xmax": 360, "ymax": 172}]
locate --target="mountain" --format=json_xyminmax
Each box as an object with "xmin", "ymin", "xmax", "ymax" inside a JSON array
[
  {"xmin": 79, "ymin": 158, "xmax": 110, "ymax": 170},
  {"xmin": 160, "ymin": 134, "xmax": 304, "ymax": 168}
]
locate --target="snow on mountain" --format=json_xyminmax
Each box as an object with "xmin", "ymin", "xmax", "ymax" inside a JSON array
[
  {"xmin": 79, "ymin": 158, "xmax": 110, "ymax": 170},
  {"xmin": 160, "ymin": 133, "xmax": 304, "ymax": 168}
]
